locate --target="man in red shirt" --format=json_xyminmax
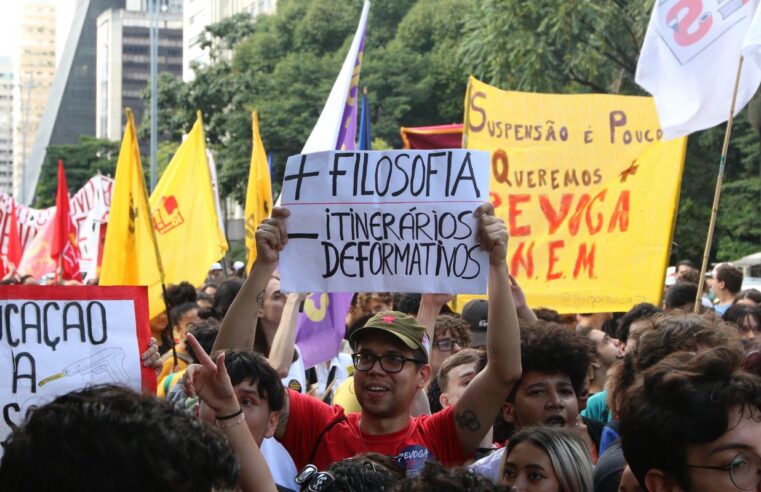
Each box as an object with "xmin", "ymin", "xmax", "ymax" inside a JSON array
[{"xmin": 213, "ymin": 204, "xmax": 521, "ymax": 475}]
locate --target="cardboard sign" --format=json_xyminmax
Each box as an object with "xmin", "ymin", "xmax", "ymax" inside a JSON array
[
  {"xmin": 463, "ymin": 77, "xmax": 687, "ymax": 313},
  {"xmin": 0, "ymin": 286, "xmax": 153, "ymax": 448},
  {"xmin": 279, "ymin": 150, "xmax": 490, "ymax": 293}
]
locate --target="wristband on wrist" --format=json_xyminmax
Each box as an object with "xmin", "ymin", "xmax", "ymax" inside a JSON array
[
  {"xmin": 215, "ymin": 408, "xmax": 243, "ymax": 421},
  {"xmin": 217, "ymin": 412, "xmax": 245, "ymax": 429}
]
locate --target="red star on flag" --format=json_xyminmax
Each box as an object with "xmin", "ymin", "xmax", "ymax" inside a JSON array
[{"xmin": 382, "ymin": 315, "xmax": 395, "ymax": 324}]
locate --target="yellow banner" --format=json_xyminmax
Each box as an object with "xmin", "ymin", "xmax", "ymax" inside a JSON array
[{"xmin": 462, "ymin": 77, "xmax": 686, "ymax": 313}]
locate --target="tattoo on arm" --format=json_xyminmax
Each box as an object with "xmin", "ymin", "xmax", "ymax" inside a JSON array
[{"xmin": 454, "ymin": 409, "xmax": 481, "ymax": 432}]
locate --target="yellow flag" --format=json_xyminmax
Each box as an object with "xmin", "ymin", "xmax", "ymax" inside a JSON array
[
  {"xmin": 461, "ymin": 77, "xmax": 686, "ymax": 313},
  {"xmin": 245, "ymin": 111, "xmax": 273, "ymax": 271},
  {"xmin": 144, "ymin": 111, "xmax": 228, "ymax": 317},
  {"xmin": 100, "ymin": 109, "xmax": 159, "ymax": 291}
]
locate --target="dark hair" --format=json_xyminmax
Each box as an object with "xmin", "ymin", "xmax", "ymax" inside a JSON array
[
  {"xmin": 734, "ymin": 288, "xmax": 761, "ymax": 305},
  {"xmin": 224, "ymin": 351, "xmax": 285, "ymax": 412},
  {"xmin": 170, "ymin": 302, "xmax": 198, "ymax": 328},
  {"xmin": 714, "ymin": 263, "xmax": 743, "ymax": 294},
  {"xmin": 394, "ymin": 294, "xmax": 453, "ymax": 316},
  {"xmin": 620, "ymin": 347, "xmax": 761, "ymax": 489},
  {"xmin": 676, "ymin": 259, "xmax": 696, "ymax": 269},
  {"xmin": 427, "ymin": 376, "xmax": 443, "ymax": 414},
  {"xmin": 513, "ymin": 323, "xmax": 591, "ymax": 398},
  {"xmin": 0, "ymin": 385, "xmax": 238, "ymax": 491},
  {"xmin": 723, "ymin": 304, "xmax": 761, "ymax": 335},
  {"xmin": 323, "ymin": 453, "xmax": 404, "ymax": 491},
  {"xmin": 434, "ymin": 315, "xmax": 471, "ymax": 346},
  {"xmin": 196, "ymin": 292, "xmax": 213, "ymax": 304},
  {"xmin": 346, "ymin": 314, "xmax": 374, "ymax": 341},
  {"xmin": 532, "ymin": 307, "xmax": 564, "ymax": 323},
  {"xmin": 185, "ymin": 318, "xmax": 221, "ymax": 363},
  {"xmin": 607, "ymin": 312, "xmax": 742, "ymax": 417},
  {"xmin": 616, "ymin": 303, "xmax": 661, "ymax": 343},
  {"xmin": 395, "ymin": 294, "xmax": 421, "ymax": 315},
  {"xmin": 199, "ymin": 278, "xmax": 242, "ymax": 321},
  {"xmin": 164, "ymin": 281, "xmax": 197, "ymax": 308},
  {"xmin": 664, "ymin": 282, "xmax": 698, "ymax": 310},
  {"xmin": 393, "ymin": 462, "xmax": 507, "ymax": 491}
]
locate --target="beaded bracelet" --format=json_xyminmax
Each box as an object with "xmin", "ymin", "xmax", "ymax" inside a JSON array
[
  {"xmin": 217, "ymin": 412, "xmax": 245, "ymax": 429},
  {"xmin": 216, "ymin": 408, "xmax": 243, "ymax": 421}
]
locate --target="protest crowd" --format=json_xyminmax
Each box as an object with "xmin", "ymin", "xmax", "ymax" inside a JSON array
[
  {"xmin": 3, "ymin": 1, "xmax": 761, "ymax": 492},
  {"xmin": 1, "ymin": 204, "xmax": 761, "ymax": 492}
]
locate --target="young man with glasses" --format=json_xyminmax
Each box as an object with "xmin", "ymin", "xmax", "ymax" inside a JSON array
[
  {"xmin": 619, "ymin": 347, "xmax": 761, "ymax": 492},
  {"xmin": 429, "ymin": 314, "xmax": 472, "ymax": 376},
  {"xmin": 212, "ymin": 204, "xmax": 521, "ymax": 475}
]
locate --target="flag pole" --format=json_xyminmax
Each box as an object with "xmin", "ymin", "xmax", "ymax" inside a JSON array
[
  {"xmin": 693, "ymin": 56, "xmax": 745, "ymax": 313},
  {"xmin": 139, "ymin": 174, "xmax": 179, "ymax": 368}
]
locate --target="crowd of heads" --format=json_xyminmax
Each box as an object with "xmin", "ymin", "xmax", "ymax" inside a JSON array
[{"xmin": 2, "ymin": 255, "xmax": 761, "ymax": 492}]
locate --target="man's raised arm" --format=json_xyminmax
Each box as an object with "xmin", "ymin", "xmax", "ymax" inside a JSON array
[
  {"xmin": 212, "ymin": 208, "xmax": 290, "ymax": 355},
  {"xmin": 452, "ymin": 203, "xmax": 521, "ymax": 455}
]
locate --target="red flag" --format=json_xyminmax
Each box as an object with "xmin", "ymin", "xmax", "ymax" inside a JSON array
[
  {"xmin": 50, "ymin": 160, "xmax": 82, "ymax": 281},
  {"xmin": 6, "ymin": 199, "xmax": 22, "ymax": 272}
]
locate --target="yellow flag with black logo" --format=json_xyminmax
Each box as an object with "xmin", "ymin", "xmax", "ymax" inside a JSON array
[
  {"xmin": 245, "ymin": 111, "xmax": 273, "ymax": 272},
  {"xmin": 100, "ymin": 109, "xmax": 157, "ymax": 290}
]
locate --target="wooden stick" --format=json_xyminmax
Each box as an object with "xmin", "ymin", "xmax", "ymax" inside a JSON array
[
  {"xmin": 138, "ymin": 168, "xmax": 178, "ymax": 368},
  {"xmin": 694, "ymin": 57, "xmax": 745, "ymax": 312}
]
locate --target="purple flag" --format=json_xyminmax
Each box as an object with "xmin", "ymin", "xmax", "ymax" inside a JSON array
[
  {"xmin": 296, "ymin": 293, "xmax": 354, "ymax": 369},
  {"xmin": 295, "ymin": 0, "xmax": 369, "ymax": 368}
]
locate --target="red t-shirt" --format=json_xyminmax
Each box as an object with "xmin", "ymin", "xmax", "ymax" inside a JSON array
[{"xmin": 280, "ymin": 389, "xmax": 468, "ymax": 475}]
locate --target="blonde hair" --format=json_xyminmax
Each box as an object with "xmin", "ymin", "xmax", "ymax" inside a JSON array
[{"xmin": 501, "ymin": 426, "xmax": 593, "ymax": 492}]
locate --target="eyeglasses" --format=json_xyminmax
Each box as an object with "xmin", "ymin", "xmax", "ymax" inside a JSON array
[
  {"xmin": 685, "ymin": 452, "xmax": 761, "ymax": 490},
  {"xmin": 351, "ymin": 352, "xmax": 424, "ymax": 374},
  {"xmin": 433, "ymin": 338, "xmax": 464, "ymax": 352}
]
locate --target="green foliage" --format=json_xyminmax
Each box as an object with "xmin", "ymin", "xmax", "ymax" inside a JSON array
[
  {"xmin": 459, "ymin": 0, "xmax": 760, "ymax": 263},
  {"xmin": 34, "ymin": 136, "xmax": 120, "ymax": 208},
  {"xmin": 459, "ymin": 0, "xmax": 650, "ymax": 94},
  {"xmin": 716, "ymin": 177, "xmax": 761, "ymax": 260},
  {"xmin": 148, "ymin": 0, "xmax": 760, "ymax": 263}
]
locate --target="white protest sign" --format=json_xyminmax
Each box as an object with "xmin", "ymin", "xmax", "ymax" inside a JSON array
[
  {"xmin": 279, "ymin": 150, "xmax": 490, "ymax": 293},
  {"xmin": 0, "ymin": 286, "xmax": 153, "ymax": 449}
]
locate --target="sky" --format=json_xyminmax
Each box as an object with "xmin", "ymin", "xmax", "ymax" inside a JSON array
[{"xmin": 0, "ymin": 0, "xmax": 77, "ymax": 66}]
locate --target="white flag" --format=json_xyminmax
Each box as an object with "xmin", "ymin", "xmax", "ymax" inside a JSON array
[
  {"xmin": 636, "ymin": 0, "xmax": 761, "ymax": 139},
  {"xmin": 744, "ymin": 2, "xmax": 761, "ymax": 68},
  {"xmin": 301, "ymin": 0, "xmax": 370, "ymax": 153}
]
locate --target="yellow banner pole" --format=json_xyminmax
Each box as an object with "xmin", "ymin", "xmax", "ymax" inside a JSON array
[
  {"xmin": 693, "ymin": 57, "xmax": 745, "ymax": 313},
  {"xmin": 130, "ymin": 108, "xmax": 177, "ymax": 368}
]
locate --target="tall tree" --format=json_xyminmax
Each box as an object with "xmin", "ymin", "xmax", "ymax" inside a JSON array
[{"xmin": 34, "ymin": 137, "xmax": 120, "ymax": 208}]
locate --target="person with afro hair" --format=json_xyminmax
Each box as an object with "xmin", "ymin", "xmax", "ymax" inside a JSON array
[{"xmin": 471, "ymin": 323, "xmax": 602, "ymax": 482}]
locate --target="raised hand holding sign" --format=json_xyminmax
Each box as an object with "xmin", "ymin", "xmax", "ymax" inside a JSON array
[{"xmin": 278, "ymin": 149, "xmax": 490, "ymax": 294}]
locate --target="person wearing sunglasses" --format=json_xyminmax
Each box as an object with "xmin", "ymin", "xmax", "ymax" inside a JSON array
[{"xmin": 619, "ymin": 346, "xmax": 761, "ymax": 492}]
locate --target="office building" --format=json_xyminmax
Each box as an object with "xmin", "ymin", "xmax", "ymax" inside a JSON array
[
  {"xmin": 0, "ymin": 57, "xmax": 13, "ymax": 194},
  {"xmin": 20, "ymin": 0, "xmax": 125, "ymax": 204},
  {"xmin": 96, "ymin": 6, "xmax": 183, "ymax": 140},
  {"xmin": 13, "ymin": 1, "xmax": 56, "ymax": 200},
  {"xmin": 183, "ymin": 0, "xmax": 276, "ymax": 81}
]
